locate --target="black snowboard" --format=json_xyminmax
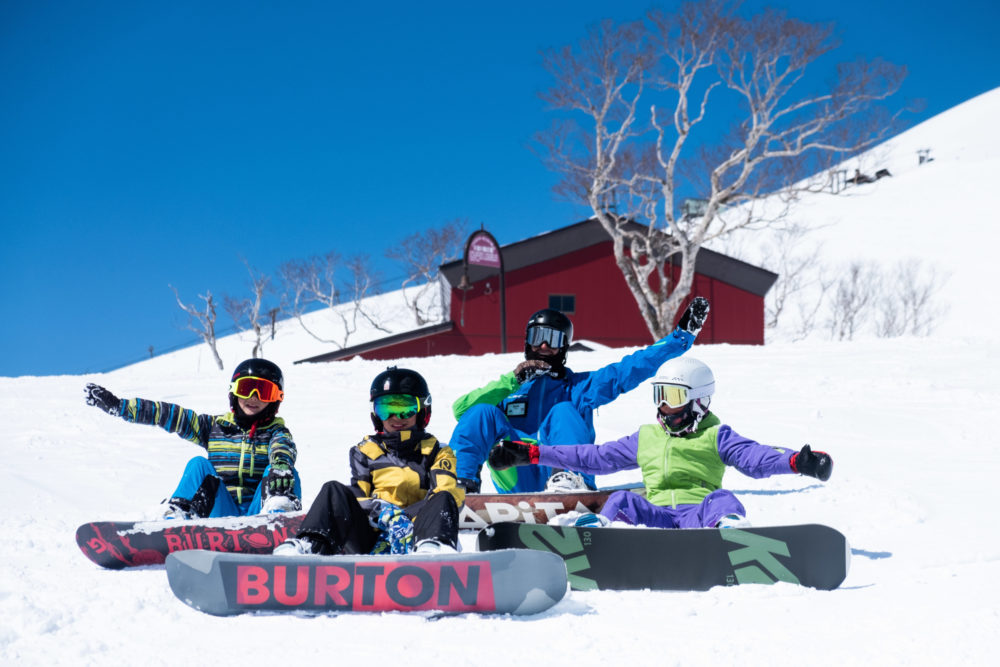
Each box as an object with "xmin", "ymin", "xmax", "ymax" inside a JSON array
[
  {"xmin": 477, "ymin": 522, "xmax": 850, "ymax": 591},
  {"xmin": 166, "ymin": 548, "xmax": 568, "ymax": 616},
  {"xmin": 76, "ymin": 513, "xmax": 306, "ymax": 569}
]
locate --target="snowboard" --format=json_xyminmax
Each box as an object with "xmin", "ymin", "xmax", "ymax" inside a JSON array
[
  {"xmin": 165, "ymin": 548, "xmax": 568, "ymax": 616},
  {"xmin": 477, "ymin": 522, "xmax": 850, "ymax": 591},
  {"xmin": 75, "ymin": 512, "xmax": 306, "ymax": 569},
  {"xmin": 460, "ymin": 483, "xmax": 643, "ymax": 530}
]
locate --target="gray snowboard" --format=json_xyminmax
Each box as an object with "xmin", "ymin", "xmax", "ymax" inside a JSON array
[{"xmin": 166, "ymin": 548, "xmax": 568, "ymax": 616}]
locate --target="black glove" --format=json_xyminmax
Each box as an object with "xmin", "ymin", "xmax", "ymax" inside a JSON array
[
  {"xmin": 677, "ymin": 296, "xmax": 710, "ymax": 336},
  {"xmin": 791, "ymin": 445, "xmax": 833, "ymax": 482},
  {"xmin": 456, "ymin": 477, "xmax": 481, "ymax": 494},
  {"xmin": 488, "ymin": 439, "xmax": 539, "ymax": 471},
  {"xmin": 264, "ymin": 461, "xmax": 295, "ymax": 495},
  {"xmin": 515, "ymin": 359, "xmax": 552, "ymax": 383},
  {"xmin": 85, "ymin": 383, "xmax": 121, "ymax": 417}
]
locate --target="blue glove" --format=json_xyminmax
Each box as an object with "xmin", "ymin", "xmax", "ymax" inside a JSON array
[{"xmin": 372, "ymin": 506, "xmax": 414, "ymax": 555}]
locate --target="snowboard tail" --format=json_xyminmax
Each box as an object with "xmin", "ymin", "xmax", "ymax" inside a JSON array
[
  {"xmin": 477, "ymin": 522, "xmax": 850, "ymax": 591},
  {"xmin": 76, "ymin": 513, "xmax": 306, "ymax": 569},
  {"xmin": 460, "ymin": 484, "xmax": 642, "ymax": 530},
  {"xmin": 166, "ymin": 549, "xmax": 568, "ymax": 616}
]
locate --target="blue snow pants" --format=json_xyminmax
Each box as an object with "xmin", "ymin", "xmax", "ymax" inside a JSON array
[
  {"xmin": 449, "ymin": 401, "xmax": 597, "ymax": 493},
  {"xmin": 170, "ymin": 456, "xmax": 303, "ymax": 517}
]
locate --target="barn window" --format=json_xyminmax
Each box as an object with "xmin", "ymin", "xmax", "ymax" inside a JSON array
[{"xmin": 548, "ymin": 294, "xmax": 576, "ymax": 314}]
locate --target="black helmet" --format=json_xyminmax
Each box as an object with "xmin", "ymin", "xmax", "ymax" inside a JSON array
[
  {"xmin": 231, "ymin": 358, "xmax": 284, "ymax": 389},
  {"xmin": 369, "ymin": 366, "xmax": 432, "ymax": 430},
  {"xmin": 524, "ymin": 308, "xmax": 573, "ymax": 371},
  {"xmin": 228, "ymin": 358, "xmax": 284, "ymax": 426}
]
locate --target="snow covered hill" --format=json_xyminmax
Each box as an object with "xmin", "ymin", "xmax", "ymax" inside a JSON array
[{"xmin": 3, "ymin": 89, "xmax": 1000, "ymax": 666}]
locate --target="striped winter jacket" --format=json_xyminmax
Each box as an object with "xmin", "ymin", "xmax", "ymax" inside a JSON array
[
  {"xmin": 349, "ymin": 429, "xmax": 464, "ymax": 510},
  {"xmin": 120, "ymin": 398, "xmax": 297, "ymax": 506}
]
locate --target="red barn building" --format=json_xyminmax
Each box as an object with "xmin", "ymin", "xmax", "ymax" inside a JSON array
[{"xmin": 296, "ymin": 219, "xmax": 777, "ymax": 363}]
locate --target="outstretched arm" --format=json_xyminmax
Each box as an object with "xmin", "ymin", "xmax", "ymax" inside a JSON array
[
  {"xmin": 569, "ymin": 297, "xmax": 709, "ymax": 410},
  {"xmin": 718, "ymin": 426, "xmax": 833, "ymax": 481},
  {"xmin": 488, "ymin": 432, "xmax": 640, "ymax": 476},
  {"xmin": 85, "ymin": 383, "xmax": 213, "ymax": 447}
]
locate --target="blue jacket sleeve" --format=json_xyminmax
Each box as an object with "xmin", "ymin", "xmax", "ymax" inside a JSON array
[
  {"xmin": 716, "ymin": 425, "xmax": 796, "ymax": 478},
  {"xmin": 537, "ymin": 432, "xmax": 641, "ymax": 475},
  {"xmin": 569, "ymin": 328, "xmax": 695, "ymax": 411}
]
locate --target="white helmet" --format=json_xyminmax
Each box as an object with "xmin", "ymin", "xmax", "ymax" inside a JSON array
[{"xmin": 652, "ymin": 357, "xmax": 715, "ymax": 434}]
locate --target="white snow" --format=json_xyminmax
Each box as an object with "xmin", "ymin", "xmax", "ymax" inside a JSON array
[{"xmin": 3, "ymin": 89, "xmax": 1000, "ymax": 665}]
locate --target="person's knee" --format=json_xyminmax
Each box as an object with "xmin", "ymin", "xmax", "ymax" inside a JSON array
[{"xmin": 182, "ymin": 456, "xmax": 217, "ymax": 474}]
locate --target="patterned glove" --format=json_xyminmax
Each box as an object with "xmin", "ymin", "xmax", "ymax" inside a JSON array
[
  {"xmin": 374, "ymin": 506, "xmax": 414, "ymax": 555},
  {"xmin": 264, "ymin": 461, "xmax": 295, "ymax": 495},
  {"xmin": 84, "ymin": 383, "xmax": 122, "ymax": 417},
  {"xmin": 515, "ymin": 359, "xmax": 552, "ymax": 383},
  {"xmin": 488, "ymin": 439, "xmax": 540, "ymax": 471},
  {"xmin": 791, "ymin": 445, "xmax": 833, "ymax": 482},
  {"xmin": 677, "ymin": 296, "xmax": 710, "ymax": 336}
]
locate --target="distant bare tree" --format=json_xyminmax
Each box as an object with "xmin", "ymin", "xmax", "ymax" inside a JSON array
[
  {"xmin": 169, "ymin": 285, "xmax": 224, "ymax": 370},
  {"xmin": 827, "ymin": 261, "xmax": 879, "ymax": 341},
  {"xmin": 385, "ymin": 219, "xmax": 466, "ymax": 325},
  {"xmin": 538, "ymin": 1, "xmax": 905, "ymax": 338},
  {"xmin": 335, "ymin": 255, "xmax": 391, "ymax": 347},
  {"xmin": 280, "ymin": 252, "xmax": 343, "ymax": 344},
  {"xmin": 876, "ymin": 259, "xmax": 948, "ymax": 337},
  {"xmin": 224, "ymin": 261, "xmax": 279, "ymax": 358},
  {"xmin": 280, "ymin": 252, "xmax": 389, "ymax": 348}
]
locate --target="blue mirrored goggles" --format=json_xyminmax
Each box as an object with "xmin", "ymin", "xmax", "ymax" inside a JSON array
[
  {"xmin": 526, "ymin": 325, "xmax": 568, "ymax": 349},
  {"xmin": 372, "ymin": 394, "xmax": 421, "ymax": 421}
]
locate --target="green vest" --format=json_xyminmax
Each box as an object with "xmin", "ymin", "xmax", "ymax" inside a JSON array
[{"xmin": 636, "ymin": 413, "xmax": 724, "ymax": 507}]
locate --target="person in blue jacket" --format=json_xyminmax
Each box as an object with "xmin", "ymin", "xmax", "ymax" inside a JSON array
[{"xmin": 449, "ymin": 297, "xmax": 709, "ymax": 494}]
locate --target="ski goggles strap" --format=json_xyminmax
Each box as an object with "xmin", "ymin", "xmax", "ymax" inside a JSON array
[
  {"xmin": 526, "ymin": 325, "xmax": 568, "ymax": 349},
  {"xmin": 229, "ymin": 376, "xmax": 284, "ymax": 402},
  {"xmin": 373, "ymin": 394, "xmax": 421, "ymax": 421}
]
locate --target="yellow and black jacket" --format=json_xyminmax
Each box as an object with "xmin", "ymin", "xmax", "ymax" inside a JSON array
[{"xmin": 349, "ymin": 429, "xmax": 464, "ymax": 509}]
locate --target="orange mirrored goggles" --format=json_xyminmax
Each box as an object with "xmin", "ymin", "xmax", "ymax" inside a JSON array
[{"xmin": 229, "ymin": 376, "xmax": 284, "ymax": 402}]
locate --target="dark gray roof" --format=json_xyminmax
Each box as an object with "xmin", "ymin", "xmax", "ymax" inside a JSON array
[
  {"xmin": 294, "ymin": 321, "xmax": 455, "ymax": 364},
  {"xmin": 441, "ymin": 218, "xmax": 777, "ymax": 297}
]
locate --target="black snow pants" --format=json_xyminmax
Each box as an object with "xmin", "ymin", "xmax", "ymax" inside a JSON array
[{"xmin": 295, "ymin": 480, "xmax": 459, "ymax": 554}]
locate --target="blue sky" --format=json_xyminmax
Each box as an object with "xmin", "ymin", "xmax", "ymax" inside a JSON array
[{"xmin": 2, "ymin": 0, "xmax": 997, "ymax": 377}]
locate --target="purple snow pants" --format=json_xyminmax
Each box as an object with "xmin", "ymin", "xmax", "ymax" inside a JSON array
[{"xmin": 599, "ymin": 488, "xmax": 747, "ymax": 528}]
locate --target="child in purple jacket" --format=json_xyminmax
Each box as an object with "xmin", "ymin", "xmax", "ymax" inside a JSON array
[{"xmin": 487, "ymin": 357, "xmax": 833, "ymax": 528}]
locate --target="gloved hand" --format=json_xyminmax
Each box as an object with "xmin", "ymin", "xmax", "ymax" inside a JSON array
[
  {"xmin": 514, "ymin": 359, "xmax": 552, "ymax": 383},
  {"xmin": 790, "ymin": 444, "xmax": 833, "ymax": 482},
  {"xmin": 488, "ymin": 439, "xmax": 540, "ymax": 471},
  {"xmin": 375, "ymin": 506, "xmax": 414, "ymax": 555},
  {"xmin": 84, "ymin": 383, "xmax": 122, "ymax": 417},
  {"xmin": 456, "ymin": 477, "xmax": 481, "ymax": 494},
  {"xmin": 264, "ymin": 461, "xmax": 295, "ymax": 495},
  {"xmin": 676, "ymin": 296, "xmax": 710, "ymax": 336}
]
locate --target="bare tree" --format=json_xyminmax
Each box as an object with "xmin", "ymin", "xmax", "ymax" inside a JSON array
[
  {"xmin": 385, "ymin": 219, "xmax": 466, "ymax": 325},
  {"xmin": 169, "ymin": 285, "xmax": 225, "ymax": 370},
  {"xmin": 280, "ymin": 252, "xmax": 343, "ymax": 344},
  {"xmin": 827, "ymin": 261, "xmax": 879, "ymax": 341},
  {"xmin": 224, "ymin": 261, "xmax": 279, "ymax": 358},
  {"xmin": 876, "ymin": 259, "xmax": 949, "ymax": 337},
  {"xmin": 279, "ymin": 252, "xmax": 390, "ymax": 348},
  {"xmin": 538, "ymin": 1, "xmax": 905, "ymax": 338},
  {"xmin": 335, "ymin": 255, "xmax": 391, "ymax": 347}
]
